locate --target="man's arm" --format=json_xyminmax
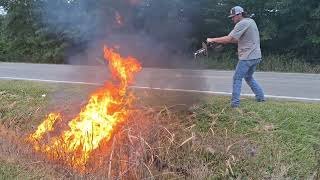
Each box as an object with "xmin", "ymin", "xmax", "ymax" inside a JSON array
[{"xmin": 207, "ymin": 36, "xmax": 237, "ymax": 44}]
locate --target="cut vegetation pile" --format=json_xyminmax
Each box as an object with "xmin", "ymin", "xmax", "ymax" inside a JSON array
[{"xmin": 0, "ymin": 80, "xmax": 319, "ymax": 179}]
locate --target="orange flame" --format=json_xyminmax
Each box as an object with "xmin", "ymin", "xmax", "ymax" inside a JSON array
[{"xmin": 27, "ymin": 46, "xmax": 141, "ymax": 172}]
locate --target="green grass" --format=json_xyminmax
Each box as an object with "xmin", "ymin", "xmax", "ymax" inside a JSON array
[
  {"xmin": 134, "ymin": 91, "xmax": 319, "ymax": 179},
  {"xmin": 0, "ymin": 160, "xmax": 28, "ymax": 179},
  {"xmin": 189, "ymin": 97, "xmax": 320, "ymax": 178},
  {"xmin": 198, "ymin": 53, "xmax": 320, "ymax": 73},
  {"xmin": 0, "ymin": 80, "xmax": 319, "ymax": 179},
  {"xmin": 0, "ymin": 80, "xmax": 94, "ymax": 132},
  {"xmin": 0, "ymin": 80, "xmax": 51, "ymax": 132},
  {"xmin": 0, "ymin": 160, "xmax": 46, "ymax": 180}
]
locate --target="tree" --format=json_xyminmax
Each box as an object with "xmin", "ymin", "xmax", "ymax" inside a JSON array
[{"xmin": 0, "ymin": 0, "xmax": 319, "ymax": 64}]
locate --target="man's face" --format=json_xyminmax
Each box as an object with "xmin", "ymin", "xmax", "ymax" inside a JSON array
[{"xmin": 231, "ymin": 14, "xmax": 241, "ymax": 24}]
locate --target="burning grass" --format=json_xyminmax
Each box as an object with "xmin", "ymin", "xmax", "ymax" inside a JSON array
[
  {"xmin": 26, "ymin": 47, "xmax": 142, "ymax": 172},
  {"xmin": 0, "ymin": 80, "xmax": 319, "ymax": 179}
]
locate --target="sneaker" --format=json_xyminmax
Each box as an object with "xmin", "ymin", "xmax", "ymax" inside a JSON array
[
  {"xmin": 231, "ymin": 106, "xmax": 243, "ymax": 114},
  {"xmin": 231, "ymin": 104, "xmax": 240, "ymax": 108},
  {"xmin": 256, "ymin": 99, "xmax": 266, "ymax": 102}
]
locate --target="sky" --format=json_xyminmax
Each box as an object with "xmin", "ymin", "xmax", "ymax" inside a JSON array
[{"xmin": 0, "ymin": 6, "xmax": 7, "ymax": 15}]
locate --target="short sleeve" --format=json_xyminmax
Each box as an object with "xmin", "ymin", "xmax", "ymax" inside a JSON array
[{"xmin": 228, "ymin": 20, "xmax": 250, "ymax": 40}]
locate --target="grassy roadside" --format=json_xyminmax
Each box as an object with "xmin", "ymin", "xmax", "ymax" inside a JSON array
[
  {"xmin": 0, "ymin": 159, "xmax": 49, "ymax": 179},
  {"xmin": 0, "ymin": 80, "xmax": 319, "ymax": 179},
  {"xmin": 198, "ymin": 53, "xmax": 320, "ymax": 73},
  {"xmin": 191, "ymin": 97, "xmax": 320, "ymax": 178}
]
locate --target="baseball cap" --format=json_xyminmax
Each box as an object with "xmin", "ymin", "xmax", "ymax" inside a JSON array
[{"xmin": 228, "ymin": 6, "xmax": 244, "ymax": 18}]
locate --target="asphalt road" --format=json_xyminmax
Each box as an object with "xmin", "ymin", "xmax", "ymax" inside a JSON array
[{"xmin": 1, "ymin": 62, "xmax": 320, "ymax": 102}]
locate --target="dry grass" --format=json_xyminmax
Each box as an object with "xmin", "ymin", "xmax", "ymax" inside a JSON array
[
  {"xmin": 0, "ymin": 102, "xmax": 252, "ymax": 179},
  {"xmin": 0, "ymin": 80, "xmax": 319, "ymax": 179},
  {"xmin": 74, "ymin": 103, "xmax": 259, "ymax": 179}
]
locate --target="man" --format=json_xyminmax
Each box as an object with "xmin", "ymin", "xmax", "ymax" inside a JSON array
[{"xmin": 207, "ymin": 6, "xmax": 265, "ymax": 108}]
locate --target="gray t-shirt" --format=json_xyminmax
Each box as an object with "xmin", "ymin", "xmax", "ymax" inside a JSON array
[{"xmin": 228, "ymin": 18, "xmax": 262, "ymax": 60}]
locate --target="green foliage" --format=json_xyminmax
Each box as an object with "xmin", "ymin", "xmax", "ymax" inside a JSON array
[
  {"xmin": 0, "ymin": 0, "xmax": 66, "ymax": 63},
  {"xmin": 201, "ymin": 53, "xmax": 320, "ymax": 73},
  {"xmin": 0, "ymin": 0, "xmax": 319, "ymax": 66},
  {"xmin": 195, "ymin": 0, "xmax": 320, "ymax": 63}
]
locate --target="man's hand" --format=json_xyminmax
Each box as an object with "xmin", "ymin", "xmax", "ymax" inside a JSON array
[
  {"xmin": 206, "ymin": 38, "xmax": 216, "ymax": 43},
  {"xmin": 207, "ymin": 36, "xmax": 237, "ymax": 44}
]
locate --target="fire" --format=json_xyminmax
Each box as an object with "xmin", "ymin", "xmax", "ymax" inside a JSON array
[{"xmin": 27, "ymin": 46, "xmax": 141, "ymax": 172}]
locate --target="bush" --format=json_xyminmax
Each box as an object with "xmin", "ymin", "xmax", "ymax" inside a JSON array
[{"xmin": 199, "ymin": 52, "xmax": 320, "ymax": 73}]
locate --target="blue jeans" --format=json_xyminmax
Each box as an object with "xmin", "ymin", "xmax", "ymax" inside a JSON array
[{"xmin": 231, "ymin": 58, "xmax": 265, "ymax": 107}]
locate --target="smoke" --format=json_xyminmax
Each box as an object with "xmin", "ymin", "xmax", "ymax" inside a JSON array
[{"xmin": 36, "ymin": 0, "xmax": 199, "ymax": 68}]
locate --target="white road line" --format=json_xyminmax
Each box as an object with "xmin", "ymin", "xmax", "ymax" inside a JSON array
[
  {"xmin": 1, "ymin": 76, "xmax": 320, "ymax": 102},
  {"xmin": 0, "ymin": 77, "xmax": 101, "ymax": 86},
  {"xmin": 130, "ymin": 86, "xmax": 320, "ymax": 101}
]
